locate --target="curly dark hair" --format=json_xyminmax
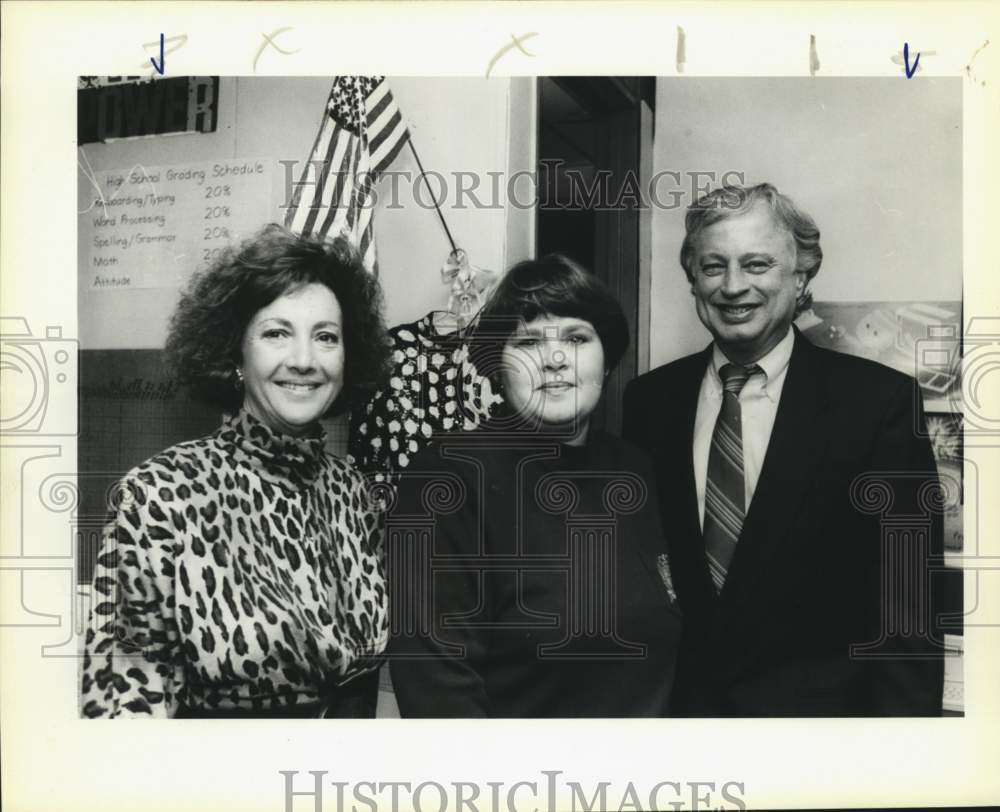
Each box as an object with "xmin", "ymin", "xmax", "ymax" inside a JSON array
[
  {"xmin": 467, "ymin": 254, "xmax": 630, "ymax": 386},
  {"xmin": 164, "ymin": 224, "xmax": 391, "ymax": 416}
]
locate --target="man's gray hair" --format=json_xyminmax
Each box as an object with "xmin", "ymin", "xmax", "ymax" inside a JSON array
[{"xmin": 680, "ymin": 183, "xmax": 822, "ymax": 314}]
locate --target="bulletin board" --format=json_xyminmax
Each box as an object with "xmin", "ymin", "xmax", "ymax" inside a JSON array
[
  {"xmin": 76, "ymin": 349, "xmax": 220, "ymax": 583},
  {"xmin": 79, "ymin": 157, "xmax": 272, "ymax": 291},
  {"xmin": 76, "ymin": 79, "xmax": 277, "ymax": 581}
]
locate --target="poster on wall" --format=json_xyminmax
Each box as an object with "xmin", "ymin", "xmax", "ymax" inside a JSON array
[
  {"xmin": 79, "ymin": 158, "xmax": 272, "ymax": 291},
  {"xmin": 796, "ymin": 300, "xmax": 963, "ymax": 412},
  {"xmin": 924, "ymin": 411, "xmax": 964, "ymax": 556}
]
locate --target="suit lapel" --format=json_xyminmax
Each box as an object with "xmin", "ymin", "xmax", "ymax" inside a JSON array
[
  {"xmin": 719, "ymin": 330, "xmax": 833, "ymax": 607},
  {"xmin": 651, "ymin": 346, "xmax": 718, "ymax": 611}
]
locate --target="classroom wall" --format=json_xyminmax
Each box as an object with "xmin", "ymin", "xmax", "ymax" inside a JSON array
[
  {"xmin": 78, "ymin": 77, "xmax": 963, "ymax": 380},
  {"xmin": 648, "ymin": 77, "xmax": 962, "ymax": 368},
  {"xmin": 77, "ymin": 76, "xmax": 536, "ymax": 350},
  {"xmin": 375, "ymin": 77, "xmax": 536, "ymax": 328}
]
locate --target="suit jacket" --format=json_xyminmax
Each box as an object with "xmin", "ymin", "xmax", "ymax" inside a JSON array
[{"xmin": 623, "ymin": 329, "xmax": 945, "ymax": 716}]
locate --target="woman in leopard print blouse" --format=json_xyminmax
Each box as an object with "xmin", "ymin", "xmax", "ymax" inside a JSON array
[{"xmin": 81, "ymin": 225, "xmax": 392, "ymax": 718}]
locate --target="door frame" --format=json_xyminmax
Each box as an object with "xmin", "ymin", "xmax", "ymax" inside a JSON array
[{"xmin": 536, "ymin": 77, "xmax": 655, "ymax": 436}]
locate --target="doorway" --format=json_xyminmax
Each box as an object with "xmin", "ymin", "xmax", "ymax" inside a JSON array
[{"xmin": 535, "ymin": 77, "xmax": 654, "ymax": 437}]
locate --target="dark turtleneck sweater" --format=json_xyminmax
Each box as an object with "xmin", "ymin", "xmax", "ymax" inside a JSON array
[{"xmin": 387, "ymin": 415, "xmax": 681, "ymax": 717}]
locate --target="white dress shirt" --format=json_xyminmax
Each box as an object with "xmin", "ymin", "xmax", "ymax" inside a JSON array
[{"xmin": 693, "ymin": 327, "xmax": 795, "ymax": 530}]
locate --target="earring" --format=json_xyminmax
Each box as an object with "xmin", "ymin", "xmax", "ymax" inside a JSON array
[{"xmin": 234, "ymin": 368, "xmax": 244, "ymax": 389}]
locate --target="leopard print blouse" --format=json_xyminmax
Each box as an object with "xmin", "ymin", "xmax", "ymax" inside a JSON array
[{"xmin": 81, "ymin": 410, "xmax": 387, "ymax": 718}]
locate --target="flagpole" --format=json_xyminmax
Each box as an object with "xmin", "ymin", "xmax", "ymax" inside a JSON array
[{"xmin": 406, "ymin": 139, "xmax": 458, "ymax": 256}]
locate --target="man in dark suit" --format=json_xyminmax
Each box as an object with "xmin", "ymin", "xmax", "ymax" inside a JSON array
[{"xmin": 623, "ymin": 183, "xmax": 944, "ymax": 716}]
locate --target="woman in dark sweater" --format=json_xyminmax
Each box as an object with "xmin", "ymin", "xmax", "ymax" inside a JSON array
[{"xmin": 387, "ymin": 255, "xmax": 681, "ymax": 717}]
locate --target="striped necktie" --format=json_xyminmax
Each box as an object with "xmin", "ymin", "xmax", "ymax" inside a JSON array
[{"xmin": 704, "ymin": 363, "xmax": 760, "ymax": 593}]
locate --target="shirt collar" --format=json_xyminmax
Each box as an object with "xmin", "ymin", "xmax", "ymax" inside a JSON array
[{"xmin": 710, "ymin": 326, "xmax": 795, "ymax": 394}]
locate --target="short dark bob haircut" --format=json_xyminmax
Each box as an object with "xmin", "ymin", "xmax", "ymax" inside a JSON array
[
  {"xmin": 165, "ymin": 223, "xmax": 391, "ymax": 416},
  {"xmin": 467, "ymin": 254, "xmax": 630, "ymax": 384}
]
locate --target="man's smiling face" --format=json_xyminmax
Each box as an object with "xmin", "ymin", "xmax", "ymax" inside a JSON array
[{"xmin": 689, "ymin": 201, "xmax": 804, "ymax": 364}]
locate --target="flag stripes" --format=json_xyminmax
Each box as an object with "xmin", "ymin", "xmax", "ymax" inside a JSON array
[{"xmin": 283, "ymin": 76, "xmax": 410, "ymax": 273}]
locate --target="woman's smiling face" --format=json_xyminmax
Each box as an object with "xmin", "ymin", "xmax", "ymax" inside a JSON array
[
  {"xmin": 239, "ymin": 282, "xmax": 345, "ymax": 435},
  {"xmin": 500, "ymin": 313, "xmax": 606, "ymax": 445}
]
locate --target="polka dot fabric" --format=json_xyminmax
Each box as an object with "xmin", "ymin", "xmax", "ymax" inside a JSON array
[{"xmin": 349, "ymin": 313, "xmax": 502, "ymax": 477}]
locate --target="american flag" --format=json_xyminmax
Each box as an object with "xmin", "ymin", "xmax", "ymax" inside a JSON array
[{"xmin": 283, "ymin": 76, "xmax": 409, "ymax": 272}]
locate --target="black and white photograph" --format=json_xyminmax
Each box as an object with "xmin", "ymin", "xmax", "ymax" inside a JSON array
[
  {"xmin": 72, "ymin": 73, "xmax": 961, "ymax": 721},
  {"xmin": 2, "ymin": 3, "xmax": 999, "ymax": 811}
]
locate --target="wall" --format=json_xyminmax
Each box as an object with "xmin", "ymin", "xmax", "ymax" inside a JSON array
[
  {"xmin": 77, "ymin": 76, "xmax": 536, "ymax": 350},
  {"xmin": 375, "ymin": 77, "xmax": 535, "ymax": 329},
  {"xmin": 649, "ymin": 77, "xmax": 962, "ymax": 368}
]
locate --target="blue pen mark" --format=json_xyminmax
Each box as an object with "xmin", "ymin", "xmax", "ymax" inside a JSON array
[
  {"xmin": 891, "ymin": 45, "xmax": 934, "ymax": 76},
  {"xmin": 140, "ymin": 34, "xmax": 187, "ymax": 72},
  {"xmin": 903, "ymin": 42, "xmax": 920, "ymax": 78},
  {"xmin": 149, "ymin": 33, "xmax": 165, "ymax": 75}
]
